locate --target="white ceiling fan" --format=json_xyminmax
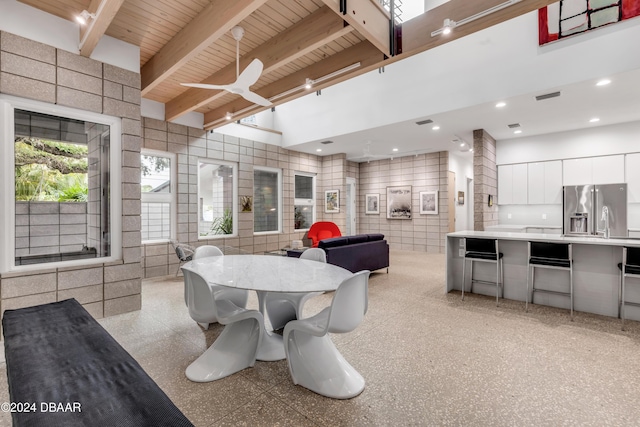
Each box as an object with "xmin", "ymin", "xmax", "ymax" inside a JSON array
[
  {"xmin": 181, "ymin": 26, "xmax": 272, "ymax": 107},
  {"xmin": 348, "ymin": 141, "xmax": 389, "ymax": 163}
]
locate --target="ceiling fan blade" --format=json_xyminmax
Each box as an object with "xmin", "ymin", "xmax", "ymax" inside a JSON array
[
  {"xmin": 181, "ymin": 83, "xmax": 230, "ymax": 90},
  {"xmin": 235, "ymin": 58, "xmax": 263, "ymax": 88},
  {"xmin": 241, "ymin": 90, "xmax": 272, "ymax": 107}
]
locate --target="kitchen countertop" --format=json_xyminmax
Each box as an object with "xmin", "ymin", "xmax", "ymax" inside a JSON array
[
  {"xmin": 447, "ymin": 230, "xmax": 640, "ymax": 247},
  {"xmin": 485, "ymin": 224, "xmax": 562, "ymax": 230}
]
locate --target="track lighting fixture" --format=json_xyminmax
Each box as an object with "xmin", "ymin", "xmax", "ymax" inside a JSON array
[
  {"xmin": 431, "ymin": 0, "xmax": 522, "ymax": 37},
  {"xmin": 76, "ymin": 10, "xmax": 96, "ymax": 25}
]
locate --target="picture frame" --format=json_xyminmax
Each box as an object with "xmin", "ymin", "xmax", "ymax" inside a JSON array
[
  {"xmin": 419, "ymin": 191, "xmax": 438, "ymax": 215},
  {"xmin": 386, "ymin": 186, "xmax": 412, "ymax": 219},
  {"xmin": 324, "ymin": 189, "xmax": 339, "ymax": 213},
  {"xmin": 241, "ymin": 195, "xmax": 253, "ymax": 212},
  {"xmin": 365, "ymin": 193, "xmax": 379, "ymax": 214}
]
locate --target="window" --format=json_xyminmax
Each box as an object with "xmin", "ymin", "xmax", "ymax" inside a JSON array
[
  {"xmin": 254, "ymin": 167, "xmax": 282, "ymax": 233},
  {"xmin": 0, "ymin": 95, "xmax": 121, "ymax": 271},
  {"xmin": 198, "ymin": 160, "xmax": 237, "ymax": 238},
  {"xmin": 141, "ymin": 150, "xmax": 175, "ymax": 242},
  {"xmin": 294, "ymin": 173, "xmax": 315, "ymax": 230}
]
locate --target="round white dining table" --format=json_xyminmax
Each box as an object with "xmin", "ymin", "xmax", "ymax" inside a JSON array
[{"xmin": 186, "ymin": 254, "xmax": 353, "ymax": 361}]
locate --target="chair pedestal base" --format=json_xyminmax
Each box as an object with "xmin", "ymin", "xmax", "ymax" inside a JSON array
[
  {"xmin": 186, "ymin": 317, "xmax": 261, "ymax": 382},
  {"xmin": 256, "ymin": 330, "xmax": 285, "ymax": 361},
  {"xmin": 286, "ymin": 332, "xmax": 365, "ymax": 399}
]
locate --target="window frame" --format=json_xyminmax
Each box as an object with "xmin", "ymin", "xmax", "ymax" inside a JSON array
[
  {"xmin": 0, "ymin": 94, "xmax": 122, "ymax": 273},
  {"xmin": 141, "ymin": 149, "xmax": 176, "ymax": 244},
  {"xmin": 253, "ymin": 165, "xmax": 283, "ymax": 235},
  {"xmin": 197, "ymin": 158, "xmax": 238, "ymax": 240},
  {"xmin": 294, "ymin": 172, "xmax": 316, "ymax": 232}
]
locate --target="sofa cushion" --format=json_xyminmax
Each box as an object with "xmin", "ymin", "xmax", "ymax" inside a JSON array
[
  {"xmin": 366, "ymin": 233, "xmax": 385, "ymax": 242},
  {"xmin": 347, "ymin": 235, "xmax": 368, "ymax": 245},
  {"xmin": 319, "ymin": 236, "xmax": 350, "ymax": 248}
]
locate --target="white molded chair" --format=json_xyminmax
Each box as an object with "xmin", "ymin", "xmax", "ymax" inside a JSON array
[
  {"xmin": 193, "ymin": 245, "xmax": 224, "ymax": 259},
  {"xmin": 264, "ymin": 248, "xmax": 326, "ymax": 330},
  {"xmin": 185, "ymin": 245, "xmax": 249, "ymax": 329},
  {"xmin": 181, "ymin": 266, "xmax": 263, "ymax": 382},
  {"xmin": 283, "ymin": 270, "xmax": 370, "ymax": 399}
]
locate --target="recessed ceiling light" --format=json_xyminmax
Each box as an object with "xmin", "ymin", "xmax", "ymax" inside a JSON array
[
  {"xmin": 432, "ymin": 125, "xmax": 440, "ymax": 130},
  {"xmin": 590, "ymin": 117, "xmax": 600, "ymax": 123},
  {"xmin": 514, "ymin": 130, "xmax": 522, "ymax": 134},
  {"xmin": 316, "ymin": 148, "xmax": 322, "ymax": 152},
  {"xmin": 596, "ymin": 79, "xmax": 611, "ymax": 86},
  {"xmin": 495, "ymin": 102, "xmax": 506, "ymax": 108},
  {"xmin": 460, "ymin": 143, "xmax": 465, "ymax": 147},
  {"xmin": 392, "ymin": 148, "xmax": 398, "ymax": 152}
]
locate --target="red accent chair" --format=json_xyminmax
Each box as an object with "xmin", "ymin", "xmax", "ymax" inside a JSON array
[{"xmin": 307, "ymin": 221, "xmax": 342, "ymax": 247}]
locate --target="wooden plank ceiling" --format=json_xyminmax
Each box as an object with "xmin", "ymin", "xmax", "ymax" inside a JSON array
[{"xmin": 19, "ymin": 0, "xmax": 557, "ymax": 129}]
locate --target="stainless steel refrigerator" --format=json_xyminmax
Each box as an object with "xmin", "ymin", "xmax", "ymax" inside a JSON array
[{"xmin": 563, "ymin": 184, "xmax": 627, "ymax": 238}]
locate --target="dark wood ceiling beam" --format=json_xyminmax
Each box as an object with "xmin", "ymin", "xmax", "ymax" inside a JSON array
[
  {"xmin": 165, "ymin": 5, "xmax": 354, "ymax": 122},
  {"xmin": 140, "ymin": 0, "xmax": 268, "ymax": 96},
  {"xmin": 202, "ymin": 41, "xmax": 384, "ymax": 129},
  {"xmin": 320, "ymin": 0, "xmax": 391, "ymax": 55},
  {"xmin": 400, "ymin": 0, "xmax": 557, "ymax": 57},
  {"xmin": 79, "ymin": 0, "xmax": 125, "ymax": 57}
]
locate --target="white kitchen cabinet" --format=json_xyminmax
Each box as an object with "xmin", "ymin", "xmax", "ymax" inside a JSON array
[
  {"xmin": 592, "ymin": 155, "xmax": 624, "ymax": 184},
  {"xmin": 544, "ymin": 161, "xmax": 563, "ymax": 204},
  {"xmin": 528, "ymin": 162, "xmax": 545, "ymax": 204},
  {"xmin": 512, "ymin": 164, "xmax": 528, "ymax": 204},
  {"xmin": 626, "ymin": 153, "xmax": 640, "ymax": 203},
  {"xmin": 498, "ymin": 165, "xmax": 513, "ymax": 205},
  {"xmin": 563, "ymin": 158, "xmax": 593, "ymax": 186},
  {"xmin": 528, "ymin": 161, "xmax": 562, "ymax": 204},
  {"xmin": 498, "ymin": 164, "xmax": 527, "ymax": 205}
]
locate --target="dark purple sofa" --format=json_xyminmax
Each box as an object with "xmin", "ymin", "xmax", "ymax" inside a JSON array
[{"xmin": 289, "ymin": 233, "xmax": 389, "ymax": 273}]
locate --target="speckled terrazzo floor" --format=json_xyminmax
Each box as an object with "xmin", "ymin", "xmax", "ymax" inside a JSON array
[{"xmin": 2, "ymin": 249, "xmax": 640, "ymax": 426}]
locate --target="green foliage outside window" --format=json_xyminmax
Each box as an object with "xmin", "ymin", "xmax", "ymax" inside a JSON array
[{"xmin": 14, "ymin": 137, "xmax": 88, "ymax": 202}]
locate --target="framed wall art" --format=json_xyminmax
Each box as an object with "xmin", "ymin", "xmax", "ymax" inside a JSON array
[
  {"xmin": 419, "ymin": 191, "xmax": 438, "ymax": 215},
  {"xmin": 365, "ymin": 193, "xmax": 379, "ymax": 214},
  {"xmin": 324, "ymin": 190, "xmax": 339, "ymax": 213},
  {"xmin": 538, "ymin": 0, "xmax": 640, "ymax": 45},
  {"xmin": 386, "ymin": 186, "xmax": 412, "ymax": 219}
]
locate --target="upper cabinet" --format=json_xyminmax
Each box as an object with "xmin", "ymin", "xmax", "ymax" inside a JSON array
[
  {"xmin": 627, "ymin": 153, "xmax": 640, "ymax": 203},
  {"xmin": 497, "ymin": 165, "xmax": 513, "ymax": 205},
  {"xmin": 563, "ymin": 155, "xmax": 624, "ymax": 185},
  {"xmin": 592, "ymin": 155, "xmax": 624, "ymax": 184},
  {"xmin": 529, "ymin": 160, "xmax": 562, "ymax": 204},
  {"xmin": 563, "ymin": 158, "xmax": 593, "ymax": 186},
  {"xmin": 498, "ymin": 164, "xmax": 527, "ymax": 205}
]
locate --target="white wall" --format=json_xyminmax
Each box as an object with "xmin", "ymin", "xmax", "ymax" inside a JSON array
[
  {"xmin": 273, "ymin": 11, "xmax": 640, "ymax": 149},
  {"xmin": 448, "ymin": 151, "xmax": 474, "ymax": 230},
  {"xmin": 497, "ymin": 120, "xmax": 640, "ymax": 165},
  {"xmin": 0, "ymin": 0, "xmax": 140, "ymax": 72}
]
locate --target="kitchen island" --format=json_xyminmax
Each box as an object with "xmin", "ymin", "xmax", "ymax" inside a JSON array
[{"xmin": 446, "ymin": 231, "xmax": 640, "ymax": 321}]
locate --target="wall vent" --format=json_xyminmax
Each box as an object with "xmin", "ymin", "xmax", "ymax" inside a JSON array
[
  {"xmin": 415, "ymin": 119, "xmax": 433, "ymax": 125},
  {"xmin": 535, "ymin": 91, "xmax": 561, "ymax": 101},
  {"xmin": 507, "ymin": 123, "xmax": 521, "ymax": 128}
]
